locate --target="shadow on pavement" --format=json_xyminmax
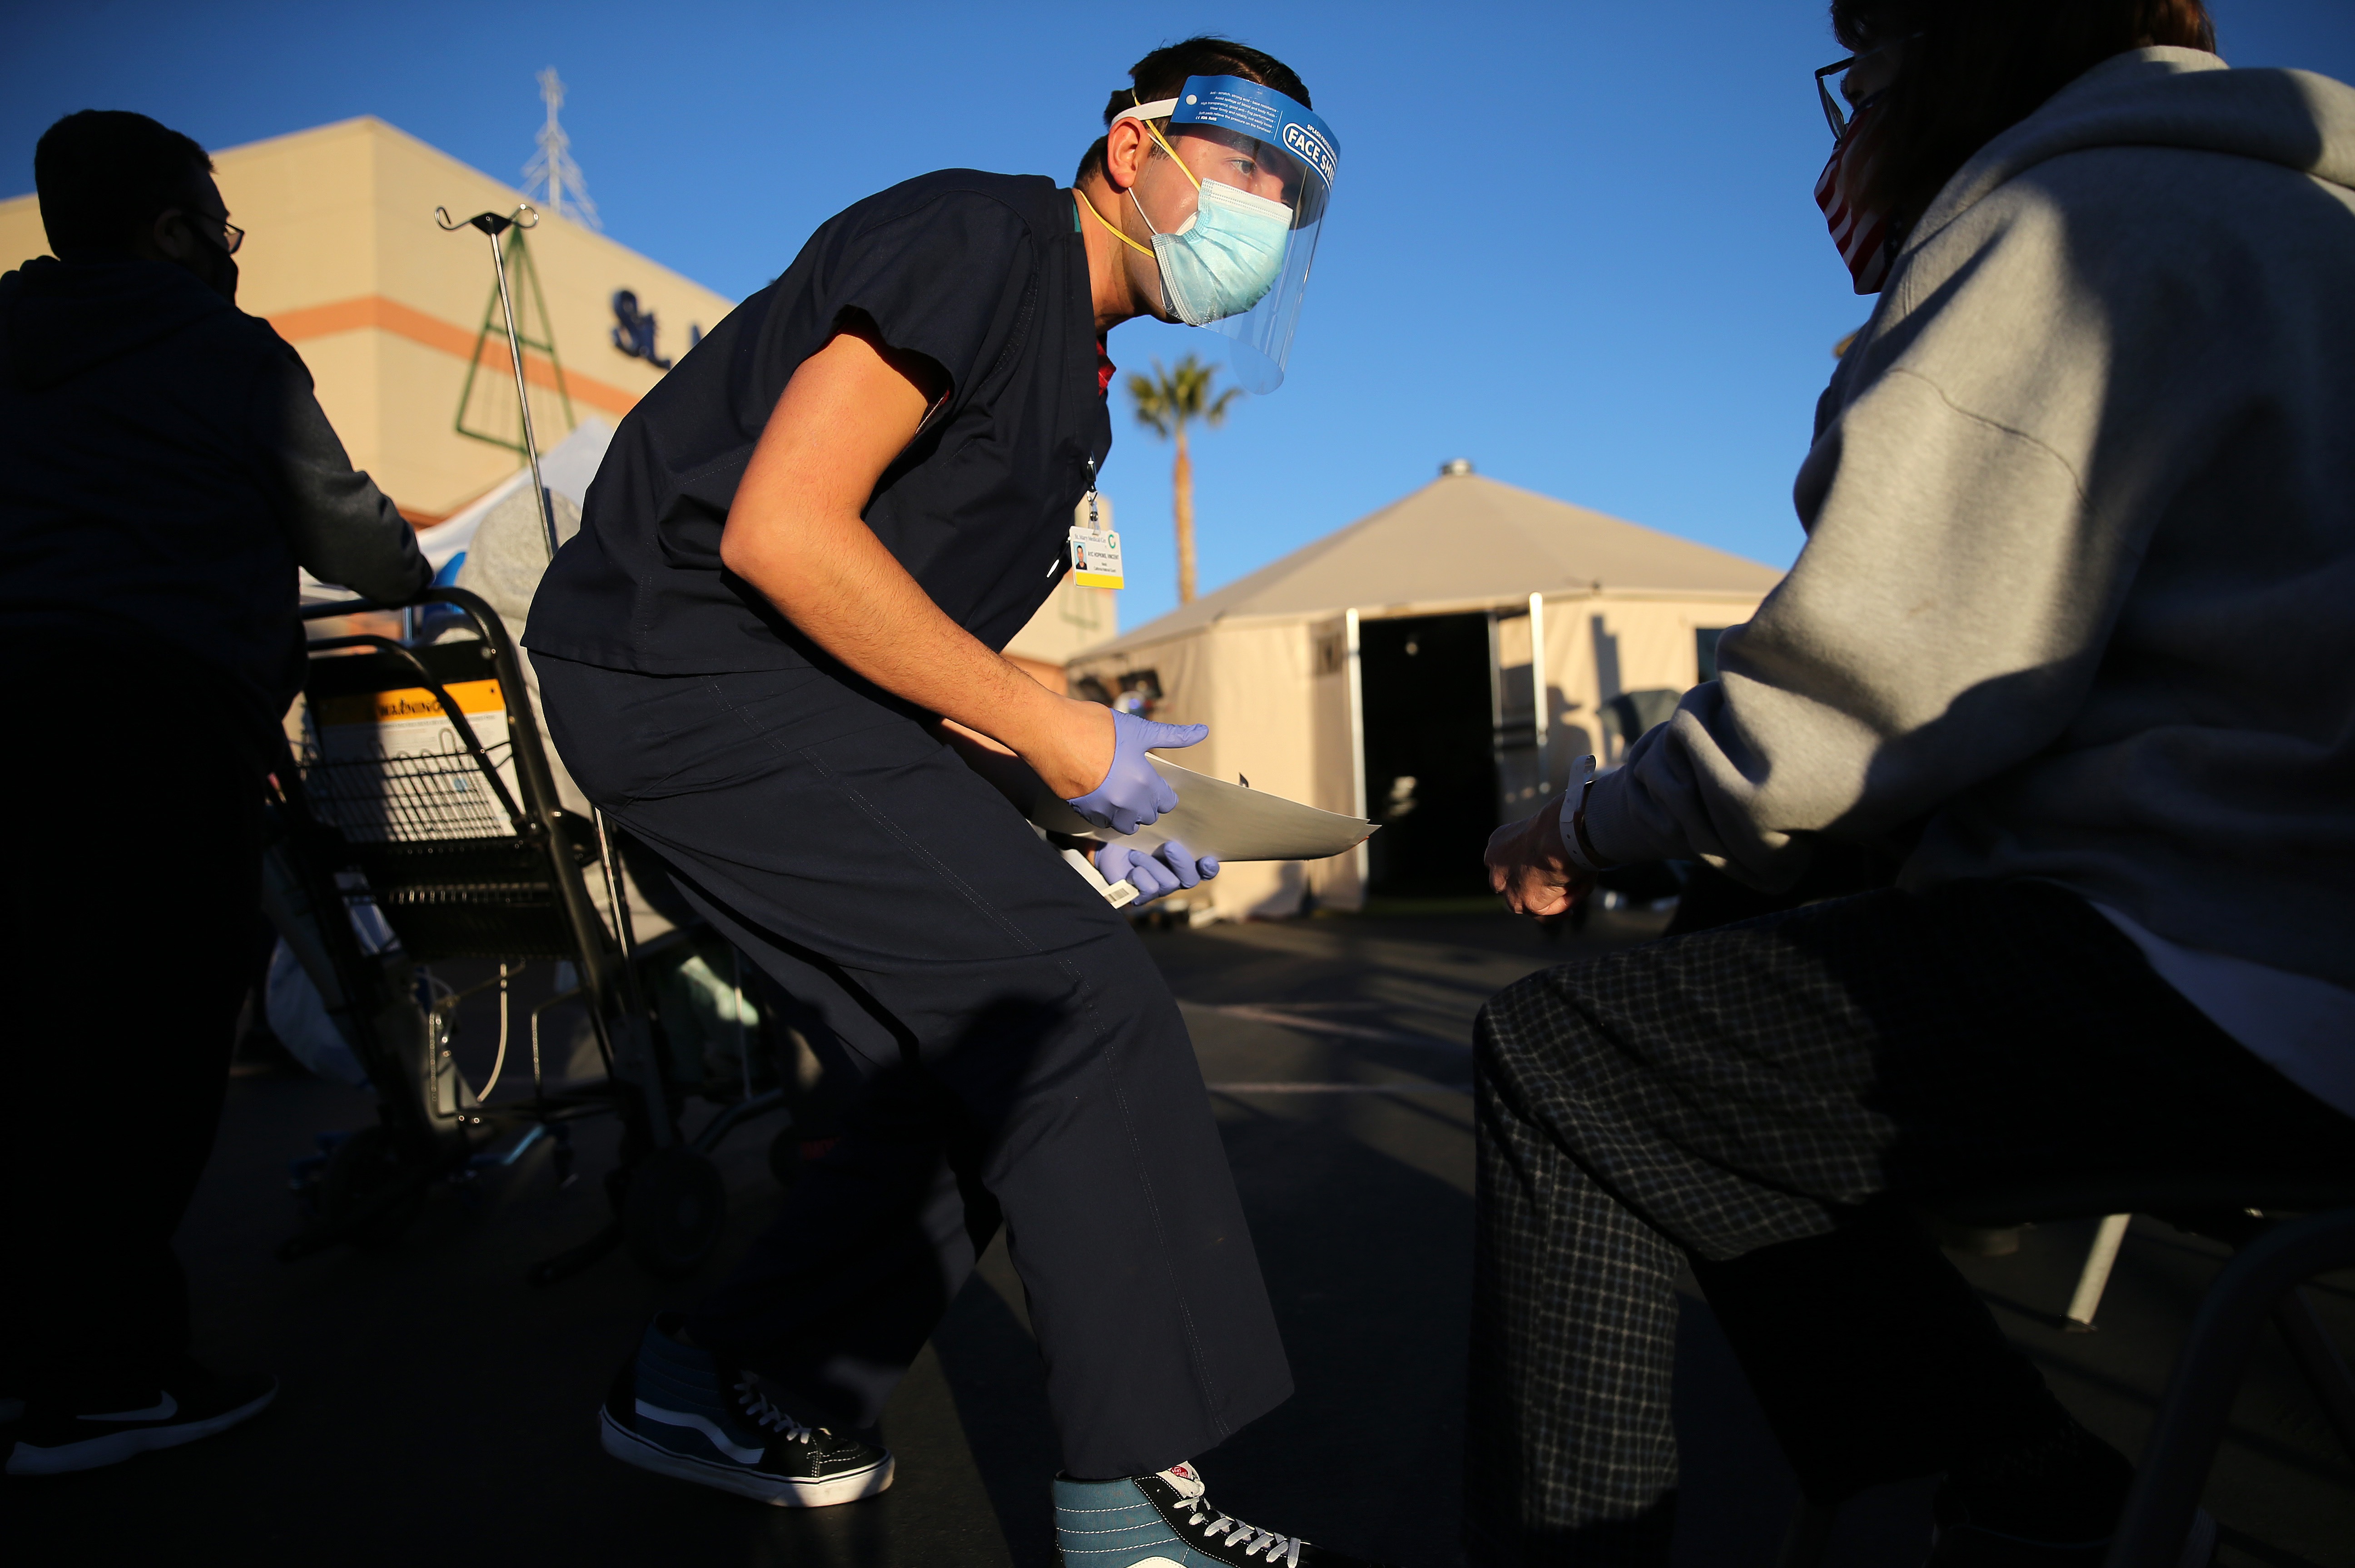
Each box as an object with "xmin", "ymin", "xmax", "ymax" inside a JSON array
[{"xmin": 3, "ymin": 909, "xmax": 2347, "ymax": 1568}]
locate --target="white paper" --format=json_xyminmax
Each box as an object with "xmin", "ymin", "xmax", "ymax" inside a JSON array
[
  {"xmin": 308, "ymin": 677, "xmax": 520, "ymax": 842},
  {"xmin": 1028, "ymin": 756, "xmax": 1377, "ymax": 863},
  {"xmin": 1061, "ymin": 846, "xmax": 1140, "ymax": 908}
]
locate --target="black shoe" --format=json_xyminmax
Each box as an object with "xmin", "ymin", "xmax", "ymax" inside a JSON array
[
  {"xmin": 1053, "ymin": 1461, "xmax": 1398, "ymax": 1566},
  {"xmin": 598, "ymin": 1316, "xmax": 894, "ymax": 1507},
  {"xmin": 7, "ymin": 1365, "xmax": 277, "ymax": 1476}
]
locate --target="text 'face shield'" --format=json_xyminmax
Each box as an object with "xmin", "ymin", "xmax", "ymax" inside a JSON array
[{"xmin": 1117, "ymin": 75, "xmax": 1337, "ymax": 393}]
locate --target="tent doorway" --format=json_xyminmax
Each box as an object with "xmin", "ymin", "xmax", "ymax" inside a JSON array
[{"xmin": 1361, "ymin": 613, "xmax": 1499, "ymax": 896}]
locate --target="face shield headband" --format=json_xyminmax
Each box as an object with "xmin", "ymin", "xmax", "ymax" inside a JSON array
[{"xmin": 1095, "ymin": 74, "xmax": 1338, "ymax": 393}]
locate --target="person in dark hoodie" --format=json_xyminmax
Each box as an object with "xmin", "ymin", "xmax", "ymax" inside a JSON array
[{"xmin": 0, "ymin": 109, "xmax": 428, "ymax": 1475}]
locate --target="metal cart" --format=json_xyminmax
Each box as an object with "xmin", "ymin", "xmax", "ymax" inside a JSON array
[{"xmin": 272, "ymin": 583, "xmax": 784, "ymax": 1282}]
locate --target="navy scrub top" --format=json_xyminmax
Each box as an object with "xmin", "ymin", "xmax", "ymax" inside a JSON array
[{"xmin": 526, "ymin": 169, "xmax": 1111, "ymax": 679}]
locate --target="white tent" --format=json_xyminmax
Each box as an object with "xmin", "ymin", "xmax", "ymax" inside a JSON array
[
  {"xmin": 409, "ymin": 417, "xmax": 615, "ymax": 574},
  {"xmin": 300, "ymin": 418, "xmax": 616, "ymax": 603},
  {"xmin": 1068, "ymin": 464, "xmax": 1784, "ymax": 919}
]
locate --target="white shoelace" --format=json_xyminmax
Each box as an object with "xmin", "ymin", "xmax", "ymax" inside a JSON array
[
  {"xmin": 734, "ymin": 1375, "xmax": 815, "ymax": 1444},
  {"xmin": 1181, "ymin": 1493, "xmax": 1304, "ymax": 1567}
]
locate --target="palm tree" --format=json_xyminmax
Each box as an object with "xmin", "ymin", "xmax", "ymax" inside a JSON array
[{"xmin": 1126, "ymin": 355, "xmax": 1239, "ymax": 604}]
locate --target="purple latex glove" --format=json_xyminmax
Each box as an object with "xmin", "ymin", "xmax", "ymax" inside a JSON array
[
  {"xmin": 1065, "ymin": 712, "xmax": 1207, "ymax": 834},
  {"xmin": 1099, "ymin": 839, "xmax": 1221, "ymax": 905}
]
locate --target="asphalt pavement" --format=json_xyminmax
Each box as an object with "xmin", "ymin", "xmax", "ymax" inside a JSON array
[{"xmin": 5, "ymin": 906, "xmax": 2350, "ymax": 1567}]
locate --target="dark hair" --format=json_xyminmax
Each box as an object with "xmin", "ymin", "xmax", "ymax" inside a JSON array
[
  {"xmin": 1830, "ymin": 0, "xmax": 2216, "ymax": 226},
  {"xmin": 1074, "ymin": 36, "xmax": 1312, "ymax": 186},
  {"xmin": 34, "ymin": 109, "xmax": 214, "ymax": 259}
]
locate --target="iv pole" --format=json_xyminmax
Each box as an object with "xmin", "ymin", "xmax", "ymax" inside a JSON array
[
  {"xmin": 435, "ymin": 204, "xmax": 563, "ymax": 562},
  {"xmin": 434, "ymin": 201, "xmax": 669, "ymax": 1151}
]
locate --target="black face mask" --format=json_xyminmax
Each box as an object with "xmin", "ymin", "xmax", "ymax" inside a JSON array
[
  {"xmin": 179, "ymin": 222, "xmax": 239, "ymax": 303},
  {"xmin": 152, "ymin": 205, "xmax": 239, "ymax": 302}
]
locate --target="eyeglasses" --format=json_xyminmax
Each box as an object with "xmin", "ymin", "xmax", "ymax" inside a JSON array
[
  {"xmin": 1814, "ymin": 34, "xmax": 1919, "ymax": 141},
  {"xmin": 1815, "ymin": 56, "xmax": 1860, "ymax": 140},
  {"xmin": 173, "ymin": 208, "xmax": 244, "ymax": 255}
]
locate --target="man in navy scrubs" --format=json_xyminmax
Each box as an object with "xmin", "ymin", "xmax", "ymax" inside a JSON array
[{"xmin": 527, "ymin": 35, "xmax": 1382, "ymax": 1567}]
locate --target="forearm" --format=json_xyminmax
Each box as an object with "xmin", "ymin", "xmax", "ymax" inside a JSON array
[
  {"xmin": 936, "ymin": 717, "xmax": 1055, "ymax": 801},
  {"xmin": 935, "ymin": 721, "xmax": 1118, "ymax": 864},
  {"xmin": 1580, "ymin": 689, "xmax": 1815, "ymax": 888},
  {"xmin": 721, "ymin": 323, "xmax": 1114, "ymax": 796},
  {"xmin": 266, "ymin": 363, "xmax": 430, "ymax": 602},
  {"xmin": 726, "ymin": 509, "xmax": 1072, "ymax": 756},
  {"xmin": 293, "ymin": 465, "xmax": 428, "ymax": 603}
]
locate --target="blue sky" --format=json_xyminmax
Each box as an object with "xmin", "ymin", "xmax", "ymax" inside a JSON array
[{"xmin": 8, "ymin": 1, "xmax": 2352, "ymax": 628}]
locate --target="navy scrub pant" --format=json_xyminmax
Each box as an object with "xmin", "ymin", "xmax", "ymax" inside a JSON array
[{"xmin": 535, "ymin": 655, "xmax": 1292, "ymax": 1480}]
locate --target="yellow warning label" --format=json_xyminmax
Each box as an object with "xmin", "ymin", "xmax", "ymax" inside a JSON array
[{"xmin": 318, "ymin": 678, "xmax": 505, "ymax": 729}]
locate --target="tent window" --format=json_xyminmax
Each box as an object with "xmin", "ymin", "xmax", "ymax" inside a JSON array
[
  {"xmin": 1696, "ymin": 627, "xmax": 1728, "ymax": 685},
  {"xmin": 1313, "ymin": 628, "xmax": 1347, "ymax": 676}
]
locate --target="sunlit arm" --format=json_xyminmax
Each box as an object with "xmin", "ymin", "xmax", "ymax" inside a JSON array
[{"xmin": 717, "ymin": 322, "xmax": 1114, "ymax": 799}]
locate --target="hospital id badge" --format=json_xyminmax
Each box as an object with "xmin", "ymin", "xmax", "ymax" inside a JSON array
[{"xmin": 1068, "ymin": 516, "xmax": 1124, "ymax": 589}]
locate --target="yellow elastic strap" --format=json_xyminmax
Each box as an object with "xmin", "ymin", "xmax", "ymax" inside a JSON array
[
  {"xmin": 1076, "ymin": 188, "xmax": 1154, "ymax": 259},
  {"xmin": 1117, "ymin": 90, "xmax": 1203, "ymax": 191},
  {"xmin": 1140, "ymin": 119, "xmax": 1203, "ymax": 192}
]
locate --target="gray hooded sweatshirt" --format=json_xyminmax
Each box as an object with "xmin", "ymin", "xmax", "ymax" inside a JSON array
[{"xmin": 1587, "ymin": 48, "xmax": 2355, "ymax": 999}]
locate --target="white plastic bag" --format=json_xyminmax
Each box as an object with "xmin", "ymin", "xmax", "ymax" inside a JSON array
[{"xmin": 264, "ymin": 938, "xmax": 371, "ymax": 1087}]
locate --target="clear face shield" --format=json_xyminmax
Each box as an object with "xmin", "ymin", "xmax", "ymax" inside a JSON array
[{"xmin": 1113, "ymin": 75, "xmax": 1337, "ymax": 393}]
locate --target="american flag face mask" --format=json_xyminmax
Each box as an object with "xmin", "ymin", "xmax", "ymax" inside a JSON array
[{"xmin": 1815, "ymin": 94, "xmax": 1894, "ymax": 294}]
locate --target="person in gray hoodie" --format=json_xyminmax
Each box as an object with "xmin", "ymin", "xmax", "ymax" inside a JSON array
[
  {"xmin": 1471, "ymin": 3, "xmax": 2355, "ymax": 1564},
  {"xmin": 0, "ymin": 110, "xmax": 427, "ymax": 1475}
]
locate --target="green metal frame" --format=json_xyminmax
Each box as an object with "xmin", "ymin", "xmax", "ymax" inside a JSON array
[{"xmin": 454, "ymin": 226, "xmax": 576, "ymax": 452}]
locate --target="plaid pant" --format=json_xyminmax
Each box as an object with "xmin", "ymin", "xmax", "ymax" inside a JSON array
[{"xmin": 1465, "ymin": 879, "xmax": 2355, "ymax": 1566}]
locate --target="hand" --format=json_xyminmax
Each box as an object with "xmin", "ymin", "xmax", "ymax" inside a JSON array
[
  {"xmin": 1485, "ymin": 793, "xmax": 1594, "ymax": 920},
  {"xmin": 1098, "ymin": 839, "xmax": 1220, "ymax": 905},
  {"xmin": 1062, "ymin": 710, "xmax": 1208, "ymax": 834}
]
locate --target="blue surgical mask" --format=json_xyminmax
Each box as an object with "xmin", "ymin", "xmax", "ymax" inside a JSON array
[{"xmin": 1131, "ymin": 174, "xmax": 1291, "ymax": 327}]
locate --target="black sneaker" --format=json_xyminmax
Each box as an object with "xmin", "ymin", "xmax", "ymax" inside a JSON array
[
  {"xmin": 1053, "ymin": 1461, "xmax": 1397, "ymax": 1567},
  {"xmin": 6, "ymin": 1365, "xmax": 277, "ymax": 1476},
  {"xmin": 598, "ymin": 1315, "xmax": 893, "ymax": 1507}
]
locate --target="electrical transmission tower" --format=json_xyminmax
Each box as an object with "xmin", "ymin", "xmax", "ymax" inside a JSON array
[{"xmin": 522, "ymin": 67, "xmax": 600, "ymax": 230}]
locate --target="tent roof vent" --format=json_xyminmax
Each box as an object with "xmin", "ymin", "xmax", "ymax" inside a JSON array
[{"xmin": 1440, "ymin": 457, "xmax": 1475, "ymax": 476}]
